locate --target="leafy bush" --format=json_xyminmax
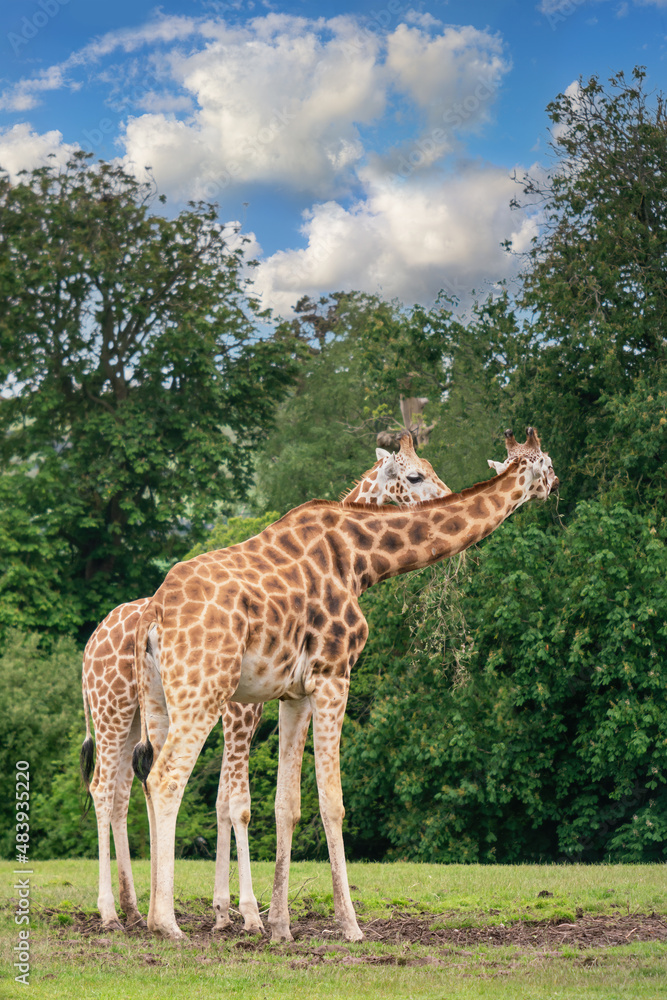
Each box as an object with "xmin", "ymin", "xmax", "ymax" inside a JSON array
[{"xmin": 342, "ymin": 501, "xmax": 667, "ymax": 863}]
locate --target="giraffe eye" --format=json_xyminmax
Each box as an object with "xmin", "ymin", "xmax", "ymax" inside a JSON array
[{"xmin": 406, "ymin": 474, "xmax": 424, "ymax": 484}]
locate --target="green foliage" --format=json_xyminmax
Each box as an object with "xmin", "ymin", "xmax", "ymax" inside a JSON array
[
  {"xmin": 509, "ymin": 68, "xmax": 667, "ymax": 497},
  {"xmin": 0, "ymin": 154, "xmax": 297, "ymax": 636},
  {"xmin": 0, "ymin": 464, "xmax": 85, "ymax": 635},
  {"xmin": 343, "ymin": 502, "xmax": 667, "ymax": 863},
  {"xmin": 421, "ymin": 292, "xmax": 529, "ymax": 492},
  {"xmin": 591, "ymin": 374, "xmax": 667, "ymax": 507},
  {"xmin": 256, "ymin": 296, "xmax": 389, "ymax": 511},
  {"xmin": 0, "ymin": 631, "xmax": 82, "ymax": 858},
  {"xmin": 256, "ymin": 293, "xmax": 465, "ymax": 510}
]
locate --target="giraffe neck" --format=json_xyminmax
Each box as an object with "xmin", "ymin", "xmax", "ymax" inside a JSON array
[{"xmin": 324, "ymin": 459, "xmax": 532, "ymax": 595}]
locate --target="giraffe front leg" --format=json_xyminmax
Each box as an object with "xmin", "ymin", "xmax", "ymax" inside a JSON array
[
  {"xmin": 268, "ymin": 697, "xmax": 313, "ymax": 943},
  {"xmin": 311, "ymin": 678, "xmax": 362, "ymax": 942},
  {"xmin": 147, "ymin": 703, "xmax": 224, "ymax": 940},
  {"xmin": 214, "ymin": 702, "xmax": 264, "ymax": 934}
]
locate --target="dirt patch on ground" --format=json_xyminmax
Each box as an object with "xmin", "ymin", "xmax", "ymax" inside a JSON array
[{"xmin": 40, "ymin": 903, "xmax": 667, "ymax": 960}]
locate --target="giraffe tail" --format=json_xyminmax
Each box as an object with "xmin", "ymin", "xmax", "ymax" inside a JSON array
[
  {"xmin": 131, "ymin": 600, "xmax": 157, "ymax": 787},
  {"xmin": 80, "ymin": 681, "xmax": 95, "ymax": 813}
]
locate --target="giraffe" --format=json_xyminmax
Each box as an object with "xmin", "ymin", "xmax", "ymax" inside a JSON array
[
  {"xmin": 131, "ymin": 428, "xmax": 558, "ymax": 942},
  {"xmin": 80, "ymin": 435, "xmax": 450, "ymax": 932},
  {"xmin": 212, "ymin": 433, "xmax": 450, "ymax": 934}
]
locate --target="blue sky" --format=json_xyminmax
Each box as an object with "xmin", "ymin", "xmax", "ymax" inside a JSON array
[{"xmin": 2, "ymin": 0, "xmax": 666, "ymax": 315}]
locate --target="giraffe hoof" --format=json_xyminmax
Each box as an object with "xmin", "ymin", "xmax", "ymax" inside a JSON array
[
  {"xmin": 212, "ymin": 916, "xmax": 232, "ymax": 932},
  {"xmin": 154, "ymin": 924, "xmax": 187, "ymax": 941},
  {"xmin": 101, "ymin": 919, "xmax": 125, "ymax": 933},
  {"xmin": 343, "ymin": 926, "xmax": 364, "ymax": 943},
  {"xmin": 269, "ymin": 926, "xmax": 293, "ymax": 943},
  {"xmin": 125, "ymin": 915, "xmax": 147, "ymax": 930},
  {"xmin": 243, "ymin": 919, "xmax": 265, "ymax": 935}
]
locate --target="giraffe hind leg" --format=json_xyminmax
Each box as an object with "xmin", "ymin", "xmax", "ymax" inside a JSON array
[
  {"xmin": 89, "ymin": 719, "xmax": 136, "ymax": 932},
  {"xmin": 212, "ymin": 737, "xmax": 233, "ymax": 931},
  {"xmin": 112, "ymin": 709, "xmax": 146, "ymax": 929},
  {"xmin": 147, "ymin": 707, "xmax": 226, "ymax": 939}
]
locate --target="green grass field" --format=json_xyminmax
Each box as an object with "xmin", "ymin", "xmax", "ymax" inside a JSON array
[{"xmin": 1, "ymin": 859, "xmax": 666, "ymax": 999}]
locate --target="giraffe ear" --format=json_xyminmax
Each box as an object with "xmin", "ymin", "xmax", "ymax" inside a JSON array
[
  {"xmin": 487, "ymin": 459, "xmax": 506, "ymax": 474},
  {"xmin": 376, "ymin": 448, "xmax": 391, "ymax": 460},
  {"xmin": 379, "ymin": 454, "xmax": 399, "ymax": 480}
]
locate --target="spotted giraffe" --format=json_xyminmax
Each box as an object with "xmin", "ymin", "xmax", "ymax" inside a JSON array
[
  {"xmin": 212, "ymin": 434, "xmax": 450, "ymax": 934},
  {"xmin": 81, "ymin": 435, "xmax": 450, "ymax": 931},
  {"xmin": 131, "ymin": 428, "xmax": 558, "ymax": 942}
]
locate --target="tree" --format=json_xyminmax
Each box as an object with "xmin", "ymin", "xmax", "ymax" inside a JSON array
[
  {"xmin": 0, "ymin": 155, "xmax": 297, "ymax": 635},
  {"xmin": 255, "ymin": 293, "xmax": 464, "ymax": 511},
  {"xmin": 508, "ymin": 67, "xmax": 667, "ymax": 495}
]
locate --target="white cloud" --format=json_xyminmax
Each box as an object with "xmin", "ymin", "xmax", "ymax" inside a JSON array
[
  {"xmin": 66, "ymin": 14, "xmax": 200, "ymax": 64},
  {"xmin": 119, "ymin": 16, "xmax": 508, "ymax": 200},
  {"xmin": 0, "ymin": 14, "xmax": 199, "ymax": 113},
  {"xmin": 550, "ymin": 79, "xmax": 584, "ymax": 143},
  {"xmin": 1, "ymin": 12, "xmax": 511, "ymax": 203},
  {"xmin": 121, "ymin": 114, "xmax": 215, "ymax": 201},
  {"xmin": 0, "ymin": 65, "xmax": 69, "ymax": 113},
  {"xmin": 253, "ymin": 164, "xmax": 537, "ymax": 316},
  {"xmin": 386, "ymin": 23, "xmax": 509, "ymax": 126},
  {"xmin": 0, "ymin": 123, "xmax": 78, "ymax": 180},
  {"xmin": 119, "ymin": 14, "xmax": 385, "ymax": 198},
  {"xmin": 0, "ymin": 11, "xmax": 525, "ymax": 317}
]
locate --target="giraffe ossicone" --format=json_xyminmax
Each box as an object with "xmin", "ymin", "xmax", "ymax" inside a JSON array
[
  {"xmin": 132, "ymin": 428, "xmax": 558, "ymax": 943},
  {"xmin": 80, "ymin": 440, "xmax": 451, "ymax": 933}
]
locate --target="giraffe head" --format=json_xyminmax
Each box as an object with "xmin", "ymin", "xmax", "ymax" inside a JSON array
[
  {"xmin": 343, "ymin": 433, "xmax": 451, "ymax": 505},
  {"xmin": 487, "ymin": 426, "xmax": 559, "ymax": 500}
]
